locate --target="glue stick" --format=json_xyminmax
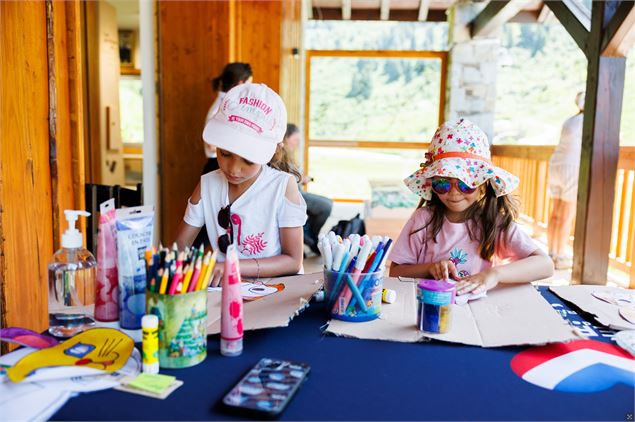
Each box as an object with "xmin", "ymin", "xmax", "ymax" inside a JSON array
[{"xmin": 142, "ymin": 314, "xmax": 159, "ymax": 373}]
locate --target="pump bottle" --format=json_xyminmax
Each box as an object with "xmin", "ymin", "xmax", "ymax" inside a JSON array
[{"xmin": 48, "ymin": 210, "xmax": 97, "ymax": 337}]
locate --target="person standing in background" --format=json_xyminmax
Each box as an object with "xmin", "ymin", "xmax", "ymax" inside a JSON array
[
  {"xmin": 202, "ymin": 62, "xmax": 253, "ymax": 175},
  {"xmin": 283, "ymin": 124, "xmax": 333, "ymax": 255},
  {"xmin": 547, "ymin": 91, "xmax": 585, "ymax": 270}
]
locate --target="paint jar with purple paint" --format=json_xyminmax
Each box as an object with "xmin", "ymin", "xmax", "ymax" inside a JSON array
[{"xmin": 417, "ymin": 279, "xmax": 456, "ymax": 334}]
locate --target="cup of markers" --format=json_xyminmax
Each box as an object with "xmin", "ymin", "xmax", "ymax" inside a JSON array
[
  {"xmin": 319, "ymin": 232, "xmax": 392, "ymax": 322},
  {"xmin": 144, "ymin": 245, "xmax": 217, "ymax": 368}
]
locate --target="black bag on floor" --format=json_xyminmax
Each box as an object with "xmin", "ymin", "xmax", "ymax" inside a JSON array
[{"xmin": 330, "ymin": 213, "xmax": 366, "ymax": 238}]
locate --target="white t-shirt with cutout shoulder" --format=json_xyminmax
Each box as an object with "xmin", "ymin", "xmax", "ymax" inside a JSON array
[{"xmin": 184, "ymin": 165, "xmax": 307, "ymax": 262}]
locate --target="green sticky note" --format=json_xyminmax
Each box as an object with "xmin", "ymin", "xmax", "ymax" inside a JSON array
[{"xmin": 127, "ymin": 373, "xmax": 176, "ymax": 394}]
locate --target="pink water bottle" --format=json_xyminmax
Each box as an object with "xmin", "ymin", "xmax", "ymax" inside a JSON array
[{"xmin": 221, "ymin": 244, "xmax": 243, "ymax": 356}]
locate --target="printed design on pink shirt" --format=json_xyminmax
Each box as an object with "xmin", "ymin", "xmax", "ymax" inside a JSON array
[
  {"xmin": 239, "ymin": 233, "xmax": 268, "ymax": 256},
  {"xmin": 449, "ymin": 248, "xmax": 471, "ymax": 278}
]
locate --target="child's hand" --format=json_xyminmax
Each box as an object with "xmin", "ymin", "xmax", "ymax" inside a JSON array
[
  {"xmin": 430, "ymin": 260, "xmax": 459, "ymax": 281},
  {"xmin": 209, "ymin": 265, "xmax": 224, "ymax": 288},
  {"xmin": 455, "ymin": 269, "xmax": 499, "ymax": 295}
]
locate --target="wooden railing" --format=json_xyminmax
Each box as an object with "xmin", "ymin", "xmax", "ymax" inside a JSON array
[{"xmin": 492, "ymin": 145, "xmax": 635, "ymax": 286}]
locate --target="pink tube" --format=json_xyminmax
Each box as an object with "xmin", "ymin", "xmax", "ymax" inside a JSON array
[
  {"xmin": 220, "ymin": 244, "xmax": 243, "ymax": 356},
  {"xmin": 95, "ymin": 199, "xmax": 119, "ymax": 322}
]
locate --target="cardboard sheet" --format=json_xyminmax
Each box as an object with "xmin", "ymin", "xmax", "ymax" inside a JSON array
[
  {"xmin": 206, "ymin": 273, "xmax": 323, "ymax": 335},
  {"xmin": 550, "ymin": 285, "xmax": 635, "ymax": 331},
  {"xmin": 323, "ymin": 276, "xmax": 422, "ymax": 343},
  {"xmin": 327, "ymin": 278, "xmax": 578, "ymax": 347}
]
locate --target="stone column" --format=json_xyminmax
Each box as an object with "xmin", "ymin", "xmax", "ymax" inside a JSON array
[{"xmin": 445, "ymin": 0, "xmax": 499, "ymax": 143}]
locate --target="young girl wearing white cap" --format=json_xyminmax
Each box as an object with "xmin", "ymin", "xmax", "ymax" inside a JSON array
[
  {"xmin": 175, "ymin": 83, "xmax": 307, "ymax": 286},
  {"xmin": 389, "ymin": 118, "xmax": 553, "ymax": 296}
]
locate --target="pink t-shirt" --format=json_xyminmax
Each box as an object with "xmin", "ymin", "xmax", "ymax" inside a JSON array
[{"xmin": 389, "ymin": 208, "xmax": 539, "ymax": 277}]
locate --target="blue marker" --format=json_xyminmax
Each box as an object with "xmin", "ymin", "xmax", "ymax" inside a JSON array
[
  {"xmin": 345, "ymin": 274, "xmax": 368, "ymax": 313},
  {"xmin": 349, "ymin": 242, "xmax": 384, "ymax": 310},
  {"xmin": 355, "ymin": 238, "xmax": 393, "ymax": 310},
  {"xmin": 345, "ymin": 256, "xmax": 357, "ymax": 273},
  {"xmin": 328, "ymin": 251, "xmax": 350, "ymax": 305}
]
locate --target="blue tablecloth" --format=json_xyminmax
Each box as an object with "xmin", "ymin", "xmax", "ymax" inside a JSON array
[{"xmin": 51, "ymin": 287, "xmax": 634, "ymax": 421}]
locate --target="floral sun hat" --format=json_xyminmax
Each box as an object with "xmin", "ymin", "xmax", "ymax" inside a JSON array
[{"xmin": 404, "ymin": 118, "xmax": 519, "ymax": 200}]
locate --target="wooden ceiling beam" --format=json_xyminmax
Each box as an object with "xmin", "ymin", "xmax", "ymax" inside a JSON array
[
  {"xmin": 544, "ymin": 0, "xmax": 590, "ymax": 53},
  {"xmin": 309, "ymin": 7, "xmax": 447, "ymax": 21},
  {"xmin": 380, "ymin": 0, "xmax": 390, "ymax": 20},
  {"xmin": 417, "ymin": 0, "xmax": 430, "ymax": 21},
  {"xmin": 342, "ymin": 0, "xmax": 351, "ymax": 20},
  {"xmin": 471, "ymin": 0, "xmax": 528, "ymax": 38},
  {"xmin": 601, "ymin": 0, "xmax": 635, "ymax": 57},
  {"xmin": 509, "ymin": 10, "xmax": 541, "ymax": 23},
  {"xmin": 537, "ymin": 4, "xmax": 554, "ymax": 23}
]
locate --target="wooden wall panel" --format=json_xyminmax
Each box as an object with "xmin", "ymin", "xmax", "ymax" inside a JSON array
[
  {"xmin": 279, "ymin": 0, "xmax": 303, "ymax": 127},
  {"xmin": 0, "ymin": 1, "xmax": 53, "ymax": 334},
  {"xmin": 52, "ymin": 0, "xmax": 80, "ymax": 242},
  {"xmin": 84, "ymin": 1, "xmax": 100, "ymax": 184},
  {"xmin": 65, "ymin": 0, "xmax": 86, "ymax": 214},
  {"xmin": 158, "ymin": 1, "xmax": 233, "ymax": 242},
  {"xmin": 235, "ymin": 1, "xmax": 283, "ymax": 91},
  {"xmin": 158, "ymin": 1, "xmax": 300, "ymax": 243}
]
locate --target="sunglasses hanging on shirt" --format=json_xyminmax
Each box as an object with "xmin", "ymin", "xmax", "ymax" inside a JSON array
[{"xmin": 217, "ymin": 204, "xmax": 234, "ymax": 254}]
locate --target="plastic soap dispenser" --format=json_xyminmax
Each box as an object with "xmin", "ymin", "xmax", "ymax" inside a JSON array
[{"xmin": 48, "ymin": 210, "xmax": 97, "ymax": 337}]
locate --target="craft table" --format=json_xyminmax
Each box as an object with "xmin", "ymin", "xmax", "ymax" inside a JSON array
[{"xmin": 51, "ymin": 286, "xmax": 634, "ymax": 421}]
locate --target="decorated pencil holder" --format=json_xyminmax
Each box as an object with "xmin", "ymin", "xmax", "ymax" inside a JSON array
[
  {"xmin": 145, "ymin": 289, "xmax": 207, "ymax": 368},
  {"xmin": 324, "ymin": 269, "xmax": 383, "ymax": 322}
]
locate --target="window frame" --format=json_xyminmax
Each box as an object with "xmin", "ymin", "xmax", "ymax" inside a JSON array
[{"xmin": 303, "ymin": 49, "xmax": 448, "ymax": 201}]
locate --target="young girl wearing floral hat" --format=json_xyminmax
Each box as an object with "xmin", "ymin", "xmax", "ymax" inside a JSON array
[{"xmin": 389, "ymin": 118, "xmax": 553, "ymax": 296}]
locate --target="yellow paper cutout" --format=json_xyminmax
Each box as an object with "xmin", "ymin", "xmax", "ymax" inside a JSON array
[{"xmin": 7, "ymin": 328, "xmax": 134, "ymax": 382}]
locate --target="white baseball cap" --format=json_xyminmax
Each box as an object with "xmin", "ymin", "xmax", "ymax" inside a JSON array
[{"xmin": 203, "ymin": 83, "xmax": 287, "ymax": 164}]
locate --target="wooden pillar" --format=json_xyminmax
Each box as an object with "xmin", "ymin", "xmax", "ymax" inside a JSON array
[
  {"xmin": 0, "ymin": 1, "xmax": 52, "ymax": 339},
  {"xmin": 0, "ymin": 0, "xmax": 85, "ymax": 343},
  {"xmin": 572, "ymin": 1, "xmax": 628, "ymax": 285},
  {"xmin": 49, "ymin": 0, "xmax": 86, "ymax": 244}
]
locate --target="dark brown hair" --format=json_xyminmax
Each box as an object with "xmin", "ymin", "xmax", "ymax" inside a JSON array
[
  {"xmin": 285, "ymin": 123, "xmax": 299, "ymax": 139},
  {"xmin": 412, "ymin": 182, "xmax": 520, "ymax": 261},
  {"xmin": 212, "ymin": 62, "xmax": 253, "ymax": 92}
]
